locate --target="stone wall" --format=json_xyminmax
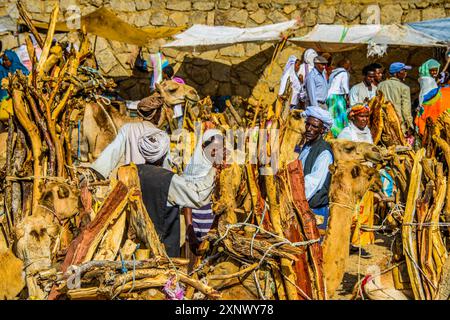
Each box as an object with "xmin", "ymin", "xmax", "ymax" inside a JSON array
[{"xmin": 1, "ymin": 0, "xmax": 449, "ymax": 103}]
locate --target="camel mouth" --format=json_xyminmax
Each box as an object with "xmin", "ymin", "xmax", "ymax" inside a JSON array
[{"xmin": 364, "ymin": 152, "xmax": 383, "ymax": 164}]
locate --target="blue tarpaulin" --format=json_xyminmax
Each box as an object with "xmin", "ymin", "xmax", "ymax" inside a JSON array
[{"xmin": 407, "ymin": 18, "xmax": 450, "ymax": 43}]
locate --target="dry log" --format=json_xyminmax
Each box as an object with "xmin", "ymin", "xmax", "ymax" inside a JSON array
[
  {"xmin": 402, "ymin": 148, "xmax": 426, "ymax": 300},
  {"xmin": 287, "ymin": 160, "xmax": 325, "ymax": 300},
  {"xmin": 59, "ymin": 181, "xmax": 129, "ymax": 273},
  {"xmin": 11, "ymin": 89, "xmax": 42, "ymax": 214}
]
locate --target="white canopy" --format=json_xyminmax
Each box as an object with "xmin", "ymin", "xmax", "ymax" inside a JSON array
[
  {"xmin": 163, "ymin": 20, "xmax": 298, "ymax": 51},
  {"xmin": 289, "ymin": 24, "xmax": 447, "ymax": 53}
]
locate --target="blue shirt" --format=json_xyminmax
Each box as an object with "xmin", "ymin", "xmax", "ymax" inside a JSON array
[{"xmin": 306, "ymin": 67, "xmax": 328, "ymax": 106}]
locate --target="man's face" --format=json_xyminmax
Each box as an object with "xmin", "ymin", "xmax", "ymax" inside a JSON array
[
  {"xmin": 2, "ymin": 55, "xmax": 11, "ymax": 68},
  {"xmin": 305, "ymin": 117, "xmax": 325, "ymax": 144},
  {"xmin": 294, "ymin": 59, "xmax": 301, "ymax": 73},
  {"xmin": 397, "ymin": 69, "xmax": 407, "ymax": 81},
  {"xmin": 315, "ymin": 63, "xmax": 326, "ymax": 73},
  {"xmin": 374, "ymin": 68, "xmax": 383, "ymax": 83},
  {"xmin": 364, "ymin": 71, "xmax": 376, "ymax": 85},
  {"xmin": 203, "ymin": 136, "xmax": 228, "ymax": 166},
  {"xmin": 430, "ymin": 68, "xmax": 439, "ymax": 78},
  {"xmin": 353, "ymin": 111, "xmax": 370, "ymax": 130}
]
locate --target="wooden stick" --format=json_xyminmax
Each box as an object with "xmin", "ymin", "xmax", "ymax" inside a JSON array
[
  {"xmin": 36, "ymin": 5, "xmax": 59, "ymax": 77},
  {"xmin": 208, "ymin": 263, "xmax": 258, "ymax": 280},
  {"xmin": 11, "ymin": 89, "xmax": 42, "ymax": 215},
  {"xmin": 17, "ymin": 1, "xmax": 44, "ymax": 48}
]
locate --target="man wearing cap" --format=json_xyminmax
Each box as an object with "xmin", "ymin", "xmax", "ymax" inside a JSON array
[
  {"xmin": 298, "ymin": 106, "xmax": 334, "ymax": 232},
  {"xmin": 377, "ymin": 62, "xmax": 414, "ymax": 135},
  {"xmin": 305, "ymin": 56, "xmax": 329, "ymax": 110},
  {"xmin": 136, "ymin": 129, "xmax": 218, "ymax": 257}
]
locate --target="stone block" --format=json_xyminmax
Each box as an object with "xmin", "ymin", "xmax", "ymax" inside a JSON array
[
  {"xmin": 231, "ymin": 0, "xmax": 245, "ymax": 9},
  {"xmin": 246, "ymin": 2, "xmax": 259, "ymax": 12},
  {"xmin": 134, "ymin": 12, "xmax": 150, "ymax": 27},
  {"xmin": 218, "ymin": 0, "xmax": 231, "ymax": 10},
  {"xmin": 267, "ymin": 10, "xmax": 289, "ymax": 23},
  {"xmin": 25, "ymin": 0, "xmax": 44, "ymax": 13},
  {"xmin": 170, "ymin": 12, "xmax": 189, "ymax": 26},
  {"xmin": 415, "ymin": 1, "xmax": 430, "ymax": 9},
  {"xmin": 318, "ymin": 4, "xmax": 336, "ymax": 24},
  {"xmin": 245, "ymin": 43, "xmax": 261, "ymax": 57},
  {"xmin": 186, "ymin": 65, "xmax": 211, "ymax": 85},
  {"xmin": 250, "ymin": 9, "xmax": 267, "ymax": 24},
  {"xmin": 135, "ymin": 0, "xmax": 152, "ymax": 11},
  {"xmin": 110, "ymin": 0, "xmax": 136, "ymax": 12},
  {"xmin": 220, "ymin": 44, "xmax": 246, "ymax": 57},
  {"xmin": 217, "ymin": 82, "xmax": 232, "ymax": 96},
  {"xmin": 422, "ymin": 7, "xmax": 446, "ymax": 20},
  {"xmin": 191, "ymin": 11, "xmax": 207, "ymax": 24},
  {"xmin": 227, "ymin": 9, "xmax": 248, "ymax": 25},
  {"xmin": 193, "ymin": 1, "xmax": 215, "ymax": 11},
  {"xmin": 97, "ymin": 48, "xmax": 118, "ymax": 74},
  {"xmin": 338, "ymin": 3, "xmax": 361, "ymax": 21},
  {"xmin": 380, "ymin": 4, "xmax": 403, "ymax": 24},
  {"xmin": 283, "ymin": 4, "xmax": 296, "ymax": 15},
  {"xmin": 0, "ymin": 34, "xmax": 17, "ymax": 50},
  {"xmin": 403, "ymin": 9, "xmax": 421, "ymax": 23},
  {"xmin": 303, "ymin": 9, "xmax": 317, "ymax": 27},
  {"xmin": 211, "ymin": 63, "xmax": 231, "ymax": 82},
  {"xmin": 166, "ymin": 0, "xmax": 191, "ymax": 11},
  {"xmin": 150, "ymin": 12, "xmax": 169, "ymax": 26}
]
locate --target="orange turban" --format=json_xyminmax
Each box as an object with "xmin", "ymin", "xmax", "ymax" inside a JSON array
[{"xmin": 348, "ymin": 103, "xmax": 370, "ymax": 118}]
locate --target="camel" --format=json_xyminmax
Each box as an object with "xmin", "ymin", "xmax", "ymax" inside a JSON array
[
  {"xmin": 73, "ymin": 80, "xmax": 200, "ymax": 162},
  {"xmin": 322, "ymin": 159, "xmax": 381, "ymax": 299},
  {"xmin": 14, "ymin": 181, "xmax": 80, "ymax": 299}
]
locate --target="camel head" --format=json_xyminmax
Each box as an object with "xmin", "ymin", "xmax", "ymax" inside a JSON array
[
  {"xmin": 39, "ymin": 181, "xmax": 80, "ymax": 221},
  {"xmin": 330, "ymin": 139, "xmax": 382, "ymax": 164},
  {"xmin": 156, "ymin": 80, "xmax": 200, "ymax": 107},
  {"xmin": 329, "ymin": 160, "xmax": 380, "ymax": 204}
]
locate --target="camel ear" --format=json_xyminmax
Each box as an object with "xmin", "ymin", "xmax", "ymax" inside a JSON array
[{"xmin": 328, "ymin": 163, "xmax": 337, "ymax": 174}]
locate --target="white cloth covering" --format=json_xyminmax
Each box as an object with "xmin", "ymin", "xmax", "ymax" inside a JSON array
[
  {"xmin": 138, "ymin": 128, "xmax": 170, "ymax": 164},
  {"xmin": 337, "ymin": 121, "xmax": 374, "ymax": 143},
  {"xmin": 327, "ymin": 68, "xmax": 350, "ymax": 97},
  {"xmin": 278, "ymin": 55, "xmax": 302, "ymax": 105},
  {"xmin": 90, "ymin": 121, "xmax": 162, "ymax": 178},
  {"xmin": 349, "ymin": 82, "xmax": 377, "ymax": 106},
  {"xmin": 303, "ymin": 106, "xmax": 333, "ymax": 130},
  {"xmin": 183, "ymin": 129, "xmax": 222, "ymax": 182}
]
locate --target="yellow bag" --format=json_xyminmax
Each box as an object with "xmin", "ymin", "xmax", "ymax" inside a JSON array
[
  {"xmin": 0, "ymin": 98, "xmax": 13, "ymax": 122},
  {"xmin": 351, "ymin": 190, "xmax": 375, "ymax": 247}
]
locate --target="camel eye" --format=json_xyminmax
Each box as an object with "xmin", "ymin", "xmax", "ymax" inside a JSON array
[
  {"xmin": 344, "ymin": 145, "xmax": 356, "ymax": 152},
  {"xmin": 351, "ymin": 166, "xmax": 361, "ymax": 178},
  {"xmin": 58, "ymin": 186, "xmax": 70, "ymax": 199}
]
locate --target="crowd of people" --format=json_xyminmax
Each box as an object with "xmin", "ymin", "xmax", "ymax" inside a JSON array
[
  {"xmin": 279, "ymin": 48, "xmax": 449, "ymax": 257},
  {"xmin": 1, "ymin": 38, "xmax": 450, "ymax": 261}
]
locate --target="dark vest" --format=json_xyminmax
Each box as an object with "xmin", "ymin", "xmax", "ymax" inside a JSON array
[
  {"xmin": 302, "ymin": 138, "xmax": 333, "ymax": 209},
  {"xmin": 137, "ymin": 164, "xmax": 180, "ymax": 257}
]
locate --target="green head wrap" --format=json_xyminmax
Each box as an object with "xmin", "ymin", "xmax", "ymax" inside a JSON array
[{"xmin": 419, "ymin": 59, "xmax": 441, "ymax": 78}]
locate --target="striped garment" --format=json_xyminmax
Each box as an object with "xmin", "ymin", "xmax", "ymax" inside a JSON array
[{"xmin": 192, "ymin": 203, "xmax": 215, "ymax": 242}]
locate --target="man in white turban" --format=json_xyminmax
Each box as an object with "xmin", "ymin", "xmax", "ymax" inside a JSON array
[
  {"xmin": 135, "ymin": 129, "xmax": 216, "ymax": 257},
  {"xmin": 298, "ymin": 106, "xmax": 334, "ymax": 235}
]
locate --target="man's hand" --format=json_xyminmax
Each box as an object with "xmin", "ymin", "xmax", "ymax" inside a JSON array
[{"xmin": 186, "ymin": 224, "xmax": 200, "ymax": 254}]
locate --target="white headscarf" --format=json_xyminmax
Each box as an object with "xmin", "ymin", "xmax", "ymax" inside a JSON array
[
  {"xmin": 281, "ymin": 55, "xmax": 302, "ymax": 93},
  {"xmin": 298, "ymin": 49, "xmax": 318, "ymax": 83},
  {"xmin": 183, "ymin": 129, "xmax": 222, "ymax": 182},
  {"xmin": 302, "ymin": 106, "xmax": 333, "ymax": 131},
  {"xmin": 138, "ymin": 128, "xmax": 170, "ymax": 164}
]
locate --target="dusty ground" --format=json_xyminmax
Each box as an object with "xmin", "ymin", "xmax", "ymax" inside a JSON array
[{"xmin": 333, "ymin": 234, "xmax": 395, "ymax": 300}]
